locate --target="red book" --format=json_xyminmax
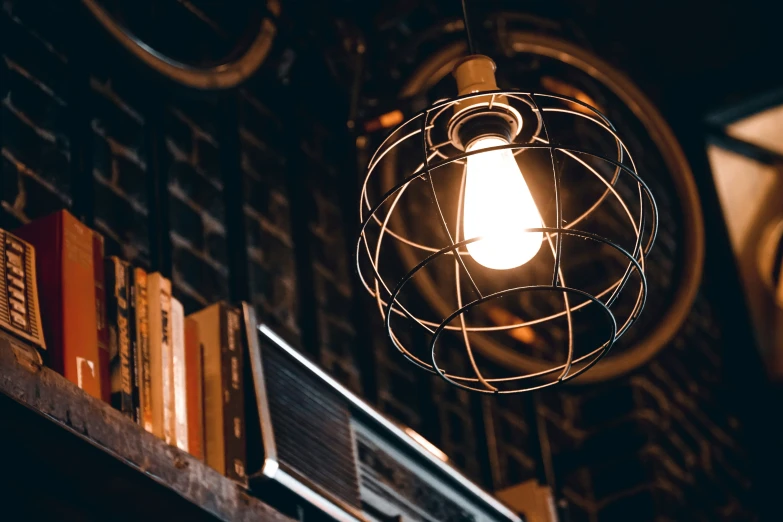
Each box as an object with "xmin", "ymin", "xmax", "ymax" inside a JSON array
[
  {"xmin": 15, "ymin": 210, "xmax": 102, "ymax": 400},
  {"xmin": 93, "ymin": 232, "xmax": 110, "ymax": 403}
]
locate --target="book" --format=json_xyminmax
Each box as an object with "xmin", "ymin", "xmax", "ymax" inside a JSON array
[
  {"xmin": 106, "ymin": 256, "xmax": 135, "ymax": 419},
  {"xmin": 224, "ymin": 306, "xmax": 246, "ymax": 482},
  {"xmin": 15, "ymin": 210, "xmax": 102, "ymax": 399},
  {"xmin": 148, "ymin": 272, "xmax": 174, "ymax": 443},
  {"xmin": 171, "ymin": 297, "xmax": 188, "ymax": 452},
  {"xmin": 188, "ymin": 302, "xmax": 246, "ymax": 481},
  {"xmin": 133, "ymin": 267, "xmax": 153, "ymax": 432},
  {"xmin": 93, "ymin": 232, "xmax": 110, "ymax": 403},
  {"xmin": 185, "ymin": 317, "xmax": 204, "ymax": 460}
]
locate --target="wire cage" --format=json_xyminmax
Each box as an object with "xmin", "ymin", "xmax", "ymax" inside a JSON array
[{"xmin": 357, "ymin": 90, "xmax": 658, "ymax": 393}]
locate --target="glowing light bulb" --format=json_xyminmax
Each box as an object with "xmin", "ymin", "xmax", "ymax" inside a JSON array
[{"xmin": 463, "ymin": 136, "xmax": 543, "ymax": 270}]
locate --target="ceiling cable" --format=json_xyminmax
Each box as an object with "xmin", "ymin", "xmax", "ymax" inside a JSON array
[{"xmin": 460, "ymin": 0, "xmax": 476, "ymax": 54}]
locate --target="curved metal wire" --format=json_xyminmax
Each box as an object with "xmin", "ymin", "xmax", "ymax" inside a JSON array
[
  {"xmin": 362, "ymin": 92, "xmax": 630, "ymax": 256},
  {"xmin": 82, "ymin": 0, "xmax": 278, "ymax": 89},
  {"xmin": 358, "ymin": 90, "xmax": 657, "ymax": 393},
  {"xmin": 380, "ymin": 228, "xmax": 647, "ymax": 392},
  {"xmin": 358, "ymin": 143, "xmax": 652, "ymax": 329}
]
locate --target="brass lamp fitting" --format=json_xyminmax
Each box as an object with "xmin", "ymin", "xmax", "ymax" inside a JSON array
[{"xmin": 448, "ymin": 55, "xmax": 523, "ymax": 150}]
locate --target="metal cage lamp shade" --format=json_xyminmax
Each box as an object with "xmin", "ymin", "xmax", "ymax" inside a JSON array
[{"xmin": 357, "ymin": 54, "xmax": 658, "ymax": 394}]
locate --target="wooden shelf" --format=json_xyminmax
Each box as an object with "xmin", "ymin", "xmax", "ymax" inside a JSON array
[{"xmin": 0, "ymin": 332, "xmax": 290, "ymax": 522}]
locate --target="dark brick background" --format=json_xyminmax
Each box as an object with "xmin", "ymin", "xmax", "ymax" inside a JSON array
[
  {"xmin": 300, "ymin": 120, "xmax": 363, "ymax": 394},
  {"xmin": 1, "ymin": 1, "xmax": 780, "ymax": 521},
  {"xmin": 165, "ymin": 97, "xmax": 230, "ymax": 311},
  {"xmin": 1, "ymin": 0, "xmax": 72, "ymax": 229},
  {"xmin": 239, "ymin": 88, "xmax": 300, "ymax": 337},
  {"xmin": 90, "ymin": 68, "xmax": 150, "ymax": 265},
  {"xmin": 347, "ymin": 2, "xmax": 781, "ymax": 520},
  {"xmin": 0, "ymin": 0, "xmax": 290, "ymax": 323},
  {"xmin": 0, "ymin": 0, "xmax": 365, "ymax": 410}
]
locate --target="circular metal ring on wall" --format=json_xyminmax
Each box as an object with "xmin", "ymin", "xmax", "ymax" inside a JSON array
[
  {"xmin": 81, "ymin": 0, "xmax": 279, "ymax": 90},
  {"xmin": 391, "ymin": 31, "xmax": 704, "ymax": 384}
]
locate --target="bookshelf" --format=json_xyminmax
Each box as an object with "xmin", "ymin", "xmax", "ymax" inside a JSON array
[{"xmin": 0, "ymin": 332, "xmax": 290, "ymax": 522}]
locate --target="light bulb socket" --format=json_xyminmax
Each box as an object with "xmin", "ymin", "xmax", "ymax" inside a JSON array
[
  {"xmin": 447, "ymin": 55, "xmax": 527, "ymax": 150},
  {"xmin": 452, "ymin": 55, "xmax": 500, "ymax": 96},
  {"xmin": 449, "ymin": 107, "xmax": 517, "ymax": 150}
]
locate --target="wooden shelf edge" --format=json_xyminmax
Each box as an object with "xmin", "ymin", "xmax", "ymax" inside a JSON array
[{"xmin": 0, "ymin": 333, "xmax": 290, "ymax": 522}]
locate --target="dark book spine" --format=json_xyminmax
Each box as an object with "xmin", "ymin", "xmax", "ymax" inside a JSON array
[
  {"xmin": 221, "ymin": 306, "xmax": 246, "ymax": 483},
  {"xmin": 106, "ymin": 257, "xmax": 135, "ymax": 419},
  {"xmin": 128, "ymin": 269, "xmax": 140, "ymax": 423},
  {"xmin": 135, "ymin": 268, "xmax": 153, "ymax": 433},
  {"xmin": 93, "ymin": 233, "xmax": 110, "ymax": 403}
]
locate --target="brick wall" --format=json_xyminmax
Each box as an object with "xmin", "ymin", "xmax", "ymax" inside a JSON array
[
  {"xmin": 3, "ymin": 4, "xmax": 765, "ymax": 520},
  {"xmin": 90, "ymin": 69, "xmax": 150, "ymax": 265},
  {"xmin": 301, "ymin": 120, "xmax": 362, "ymax": 393},
  {"xmin": 165, "ymin": 97, "xmax": 230, "ymax": 312},
  {"xmin": 1, "ymin": 0, "xmax": 73, "ymax": 229},
  {"xmin": 351, "ymin": 4, "xmax": 773, "ymax": 518},
  {"xmin": 478, "ymin": 297, "xmax": 756, "ymax": 521},
  {"xmin": 0, "ymin": 0, "xmax": 307, "ymax": 333},
  {"xmin": 0, "ymin": 0, "xmax": 365, "ymax": 396},
  {"xmin": 0, "ymin": 0, "xmax": 522, "ymax": 491},
  {"xmin": 239, "ymin": 87, "xmax": 300, "ymax": 337},
  {"xmin": 0, "ymin": 0, "xmax": 495, "ymax": 502}
]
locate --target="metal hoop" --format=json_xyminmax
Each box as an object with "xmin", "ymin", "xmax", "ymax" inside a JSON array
[
  {"xmin": 358, "ymin": 90, "xmax": 657, "ymax": 393},
  {"xmin": 392, "ymin": 33, "xmax": 704, "ymax": 384}
]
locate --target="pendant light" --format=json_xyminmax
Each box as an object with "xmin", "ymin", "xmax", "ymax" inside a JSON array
[{"xmin": 357, "ymin": 0, "xmax": 658, "ymax": 393}]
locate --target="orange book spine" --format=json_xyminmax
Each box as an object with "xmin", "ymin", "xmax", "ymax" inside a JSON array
[
  {"xmin": 93, "ymin": 232, "xmax": 110, "ymax": 403},
  {"xmin": 15, "ymin": 210, "xmax": 102, "ymax": 399},
  {"xmin": 185, "ymin": 317, "xmax": 204, "ymax": 460}
]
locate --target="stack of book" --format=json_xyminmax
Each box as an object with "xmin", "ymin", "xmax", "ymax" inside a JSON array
[{"xmin": 10, "ymin": 210, "xmax": 246, "ymax": 482}]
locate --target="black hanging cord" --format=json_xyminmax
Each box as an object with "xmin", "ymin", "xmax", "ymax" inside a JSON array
[{"xmin": 460, "ymin": 0, "xmax": 476, "ymax": 54}]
